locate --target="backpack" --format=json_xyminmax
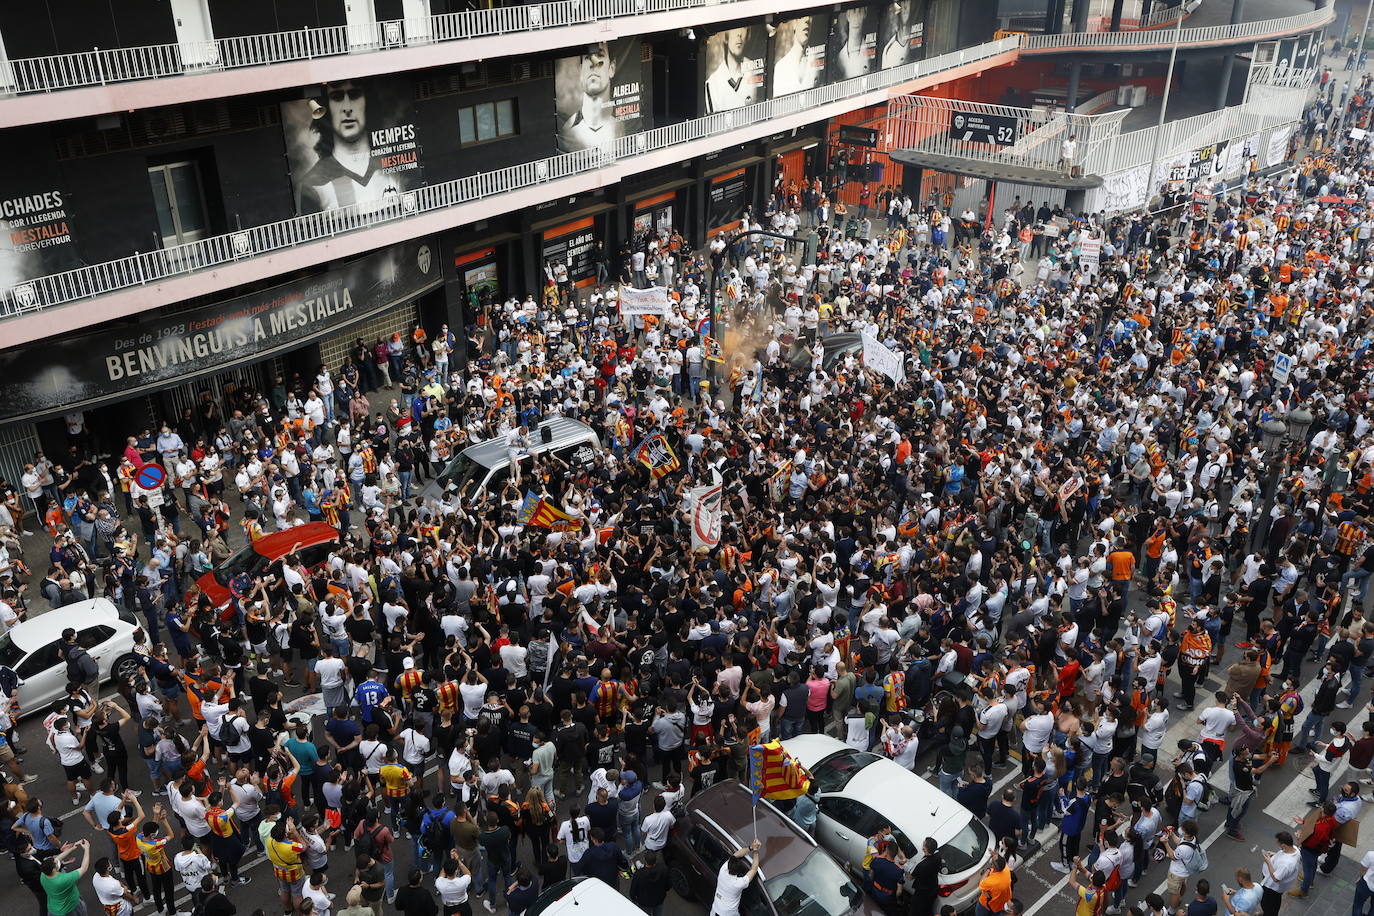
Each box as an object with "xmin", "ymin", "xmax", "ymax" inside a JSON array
[
  {"xmin": 421, "ymin": 810, "xmax": 452, "ymax": 857},
  {"xmin": 1178, "ymin": 840, "xmax": 1209, "ymax": 876},
  {"xmin": 356, "ymin": 825, "xmax": 384, "ymax": 859},
  {"xmin": 217, "ymin": 715, "xmax": 242, "ymax": 747},
  {"xmin": 65, "ymin": 645, "xmax": 97, "ymax": 684},
  {"xmin": 1189, "ymin": 776, "xmax": 1213, "ymax": 810}
]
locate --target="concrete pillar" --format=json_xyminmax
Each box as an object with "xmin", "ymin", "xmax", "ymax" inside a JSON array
[
  {"xmin": 1066, "ymin": 0, "xmax": 1091, "ymax": 110},
  {"xmin": 1216, "ymin": 0, "xmax": 1246, "ymax": 109},
  {"xmin": 1110, "ymin": 0, "xmax": 1126, "ymax": 31}
]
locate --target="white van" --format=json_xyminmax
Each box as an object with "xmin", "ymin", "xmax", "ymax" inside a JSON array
[
  {"xmin": 430, "ymin": 417, "xmax": 602, "ymax": 499},
  {"xmin": 526, "ymin": 877, "xmax": 647, "ymax": 916}
]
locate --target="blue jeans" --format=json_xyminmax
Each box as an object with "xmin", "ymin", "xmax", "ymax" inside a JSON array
[
  {"xmin": 620, "ymin": 815, "xmax": 641, "ymax": 852},
  {"xmin": 1296, "ymin": 712, "xmax": 1327, "ymax": 751},
  {"xmin": 1354, "ymin": 875, "xmax": 1374, "ymax": 916},
  {"xmin": 1314, "ymin": 764, "xmax": 1333, "ymax": 804},
  {"xmin": 1343, "ymin": 568, "xmax": 1372, "ymax": 603},
  {"xmin": 939, "ymin": 771, "xmax": 959, "ymax": 796},
  {"xmin": 384, "ymin": 858, "xmax": 395, "ymax": 898},
  {"xmin": 779, "ymin": 718, "xmax": 805, "ymax": 740},
  {"xmin": 486, "ymin": 860, "xmax": 512, "ymax": 906},
  {"xmin": 1301, "ymin": 846, "xmax": 1321, "ymax": 892},
  {"xmin": 399, "ymin": 470, "xmax": 412, "ymax": 500}
]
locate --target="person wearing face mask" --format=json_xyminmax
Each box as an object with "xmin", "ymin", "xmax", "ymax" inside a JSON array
[
  {"xmin": 1309, "ymin": 721, "xmax": 1351, "ymax": 806},
  {"xmin": 1295, "ymin": 665, "xmax": 1342, "ymax": 752}
]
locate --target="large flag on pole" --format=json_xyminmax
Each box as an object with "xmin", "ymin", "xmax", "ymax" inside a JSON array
[
  {"xmin": 689, "ymin": 470, "xmax": 724, "ymax": 552},
  {"xmin": 633, "ymin": 433, "xmax": 681, "ymax": 478},
  {"xmin": 748, "ymin": 740, "xmax": 812, "ymax": 802},
  {"xmin": 517, "ymin": 489, "xmax": 583, "ymax": 531}
]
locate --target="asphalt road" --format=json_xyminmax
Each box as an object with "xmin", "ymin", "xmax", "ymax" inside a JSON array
[{"xmin": 0, "ymin": 642, "xmax": 1367, "ymax": 916}]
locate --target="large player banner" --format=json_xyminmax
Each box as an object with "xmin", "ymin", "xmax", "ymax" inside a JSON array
[{"xmin": 555, "ymin": 39, "xmax": 645, "ymax": 152}]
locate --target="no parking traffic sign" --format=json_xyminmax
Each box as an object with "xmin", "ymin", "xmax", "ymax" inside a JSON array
[{"xmin": 133, "ymin": 463, "xmax": 166, "ymax": 490}]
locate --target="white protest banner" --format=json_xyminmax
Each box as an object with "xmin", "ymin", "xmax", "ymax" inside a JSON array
[
  {"xmin": 618, "ymin": 285, "xmax": 671, "ymax": 317},
  {"xmin": 1080, "ymin": 238, "xmax": 1102, "ymax": 275},
  {"xmin": 861, "ymin": 333, "xmax": 905, "ymax": 383},
  {"xmin": 689, "ymin": 470, "xmax": 725, "ymax": 552}
]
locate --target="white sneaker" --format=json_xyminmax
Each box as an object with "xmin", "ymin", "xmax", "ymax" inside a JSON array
[
  {"xmin": 483, "ymin": 901, "xmax": 496, "ymax": 913},
  {"xmin": 1050, "ymin": 862, "xmax": 1071, "ymax": 874},
  {"xmin": 1338, "ymin": 701, "xmax": 1354, "ymax": 709},
  {"xmin": 90, "ymin": 763, "xmax": 104, "ymax": 775}
]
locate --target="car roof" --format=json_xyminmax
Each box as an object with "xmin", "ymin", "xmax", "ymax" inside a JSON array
[
  {"xmin": 459, "ymin": 417, "xmax": 599, "ymax": 470},
  {"xmin": 528, "ymin": 877, "xmax": 645, "ymax": 916},
  {"xmin": 687, "ymin": 782, "xmax": 816, "ymax": 878},
  {"xmin": 9, "ymin": 598, "xmax": 121, "ymax": 652},
  {"xmin": 251, "ymin": 521, "xmax": 339, "ymax": 559},
  {"xmin": 784, "ymin": 735, "xmax": 971, "ymax": 840}
]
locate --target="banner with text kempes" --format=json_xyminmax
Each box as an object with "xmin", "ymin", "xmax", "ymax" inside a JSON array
[
  {"xmin": 281, "ymin": 76, "xmax": 425, "ymax": 215},
  {"xmin": 0, "ymin": 237, "xmax": 441, "ymax": 423}
]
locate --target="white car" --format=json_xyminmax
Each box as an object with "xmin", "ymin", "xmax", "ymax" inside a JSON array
[
  {"xmin": 0, "ymin": 598, "xmax": 145, "ymax": 715},
  {"xmin": 783, "ymin": 734, "xmax": 993, "ymax": 912}
]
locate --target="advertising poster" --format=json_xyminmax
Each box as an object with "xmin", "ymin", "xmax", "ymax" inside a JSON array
[
  {"xmin": 704, "ymin": 25, "xmax": 767, "ymax": 113},
  {"xmin": 0, "ymin": 128, "xmax": 82, "ymax": 293},
  {"xmin": 770, "ymin": 13, "xmax": 830, "ymax": 98},
  {"xmin": 554, "ymin": 39, "xmax": 644, "ymax": 152},
  {"xmin": 830, "ymin": 4, "xmax": 879, "ymax": 82},
  {"xmin": 0, "ymin": 237, "xmax": 441, "ymax": 422},
  {"xmin": 708, "ymin": 168, "xmax": 750, "ymax": 235},
  {"xmin": 281, "ymin": 76, "xmax": 424, "ymax": 215},
  {"xmin": 542, "ymin": 216, "xmax": 599, "ymax": 286},
  {"xmin": 878, "ymin": 0, "xmax": 927, "ymax": 70},
  {"xmin": 455, "ymin": 247, "xmax": 500, "ymax": 309}
]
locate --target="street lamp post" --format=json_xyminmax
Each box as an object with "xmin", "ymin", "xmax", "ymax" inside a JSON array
[
  {"xmin": 1252, "ymin": 414, "xmax": 1290, "ymax": 552},
  {"xmin": 1251, "ymin": 406, "xmax": 1314, "ymax": 552},
  {"xmin": 1145, "ymin": 1, "xmax": 1199, "ymax": 206}
]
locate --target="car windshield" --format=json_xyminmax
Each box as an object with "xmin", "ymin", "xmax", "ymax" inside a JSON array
[
  {"xmin": 439, "ymin": 452, "xmax": 485, "ymax": 494},
  {"xmin": 764, "ymin": 850, "xmax": 864, "ymax": 916},
  {"xmin": 811, "ymin": 749, "xmax": 882, "ymax": 794},
  {"xmin": 0, "ymin": 631, "xmax": 23, "ymax": 669},
  {"xmin": 938, "ymin": 817, "xmax": 990, "ymax": 875},
  {"xmin": 212, "ymin": 540, "xmax": 269, "ymax": 586}
]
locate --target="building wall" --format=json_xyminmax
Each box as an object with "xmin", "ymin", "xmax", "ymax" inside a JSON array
[{"xmin": 0, "ymin": 0, "xmax": 177, "ymax": 58}]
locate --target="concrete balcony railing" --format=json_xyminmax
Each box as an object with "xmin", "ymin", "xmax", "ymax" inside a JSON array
[{"xmin": 1019, "ymin": 4, "xmax": 1334, "ymax": 53}]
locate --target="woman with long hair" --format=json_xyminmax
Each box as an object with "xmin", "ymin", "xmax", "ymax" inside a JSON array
[{"xmin": 520, "ymin": 786, "xmax": 552, "ymax": 862}]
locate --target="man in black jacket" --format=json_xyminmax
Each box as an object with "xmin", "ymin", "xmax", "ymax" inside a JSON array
[
  {"xmin": 392, "ymin": 868, "xmax": 438, "ymax": 916},
  {"xmin": 908, "ymin": 837, "xmax": 944, "ymax": 916},
  {"xmin": 13, "ymin": 835, "xmax": 46, "ymax": 916},
  {"xmin": 629, "ymin": 850, "xmax": 670, "ymax": 916}
]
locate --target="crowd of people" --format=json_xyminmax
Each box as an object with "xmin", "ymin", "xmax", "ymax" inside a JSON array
[{"xmin": 4, "ymin": 35, "xmax": 1374, "ymax": 916}]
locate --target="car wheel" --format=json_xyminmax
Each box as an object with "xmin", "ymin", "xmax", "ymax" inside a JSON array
[
  {"xmin": 111, "ymin": 653, "xmax": 142, "ymax": 684},
  {"xmin": 669, "ymin": 865, "xmax": 695, "ymax": 901}
]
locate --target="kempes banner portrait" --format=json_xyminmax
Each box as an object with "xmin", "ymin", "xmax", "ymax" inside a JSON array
[
  {"xmin": 770, "ymin": 13, "xmax": 829, "ymax": 98},
  {"xmin": 555, "ymin": 40, "xmax": 644, "ymax": 152},
  {"xmin": 281, "ymin": 76, "xmax": 425, "ymax": 214},
  {"xmin": 0, "ymin": 237, "xmax": 441, "ymax": 423},
  {"xmin": 704, "ymin": 25, "xmax": 767, "ymax": 113},
  {"xmin": 0, "ymin": 127, "xmax": 82, "ymax": 289}
]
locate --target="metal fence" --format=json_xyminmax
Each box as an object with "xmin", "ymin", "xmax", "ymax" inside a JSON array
[
  {"xmin": 886, "ymin": 95, "xmax": 1129, "ymax": 176},
  {"xmin": 0, "ymin": 0, "xmax": 756, "ymax": 94},
  {"xmin": 1020, "ymin": 5, "xmax": 1332, "ymax": 51},
  {"xmin": 0, "ymin": 37, "xmax": 1019, "ymax": 322}
]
